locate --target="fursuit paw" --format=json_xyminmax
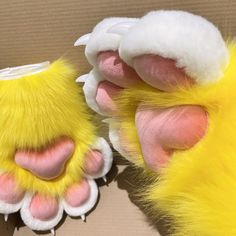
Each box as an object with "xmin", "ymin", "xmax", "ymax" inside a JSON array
[
  {"xmin": 0, "ymin": 61, "xmax": 113, "ymax": 233},
  {"xmin": 75, "ymin": 10, "xmax": 228, "ymax": 171},
  {"xmin": 0, "ymin": 137, "xmax": 112, "ymax": 232}
]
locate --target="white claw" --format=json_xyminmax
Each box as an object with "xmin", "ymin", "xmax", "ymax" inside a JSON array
[
  {"xmin": 4, "ymin": 214, "xmax": 8, "ymax": 222},
  {"xmin": 81, "ymin": 214, "xmax": 86, "ymax": 222},
  {"xmin": 108, "ymin": 21, "xmax": 138, "ymax": 35},
  {"xmin": 103, "ymin": 176, "xmax": 107, "ymax": 183},
  {"xmin": 76, "ymin": 74, "xmax": 88, "ymax": 83},
  {"xmin": 74, "ymin": 33, "xmax": 91, "ymax": 46},
  {"xmin": 102, "ymin": 118, "xmax": 112, "ymax": 124},
  {"xmin": 51, "ymin": 229, "xmax": 55, "ymax": 235}
]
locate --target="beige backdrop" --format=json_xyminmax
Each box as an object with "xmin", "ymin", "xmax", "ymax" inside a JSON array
[{"xmin": 0, "ymin": 0, "xmax": 235, "ymax": 235}]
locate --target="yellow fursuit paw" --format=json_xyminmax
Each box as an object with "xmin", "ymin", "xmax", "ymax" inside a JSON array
[
  {"xmin": 75, "ymin": 10, "xmax": 236, "ymax": 236},
  {"xmin": 0, "ymin": 60, "xmax": 113, "ymax": 232}
]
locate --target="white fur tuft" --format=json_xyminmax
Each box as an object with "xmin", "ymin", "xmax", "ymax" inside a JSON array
[
  {"xmin": 118, "ymin": 10, "xmax": 229, "ymax": 84},
  {"xmin": 82, "ymin": 69, "xmax": 106, "ymax": 115}
]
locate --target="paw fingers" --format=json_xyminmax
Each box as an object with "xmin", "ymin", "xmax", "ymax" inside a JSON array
[
  {"xmin": 0, "ymin": 173, "xmax": 25, "ymax": 204},
  {"xmin": 97, "ymin": 51, "xmax": 141, "ymax": 88},
  {"xmin": 96, "ymin": 81, "xmax": 122, "ymax": 114},
  {"xmin": 64, "ymin": 180, "xmax": 90, "ymax": 207},
  {"xmin": 29, "ymin": 194, "xmax": 59, "ymax": 221},
  {"xmin": 84, "ymin": 138, "xmax": 113, "ymax": 179},
  {"xmin": 133, "ymin": 54, "xmax": 194, "ymax": 91}
]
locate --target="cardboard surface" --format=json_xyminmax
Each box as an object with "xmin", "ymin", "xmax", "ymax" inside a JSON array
[
  {"xmin": 0, "ymin": 0, "xmax": 236, "ymax": 235},
  {"xmin": 0, "ymin": 0, "xmax": 236, "ymax": 71}
]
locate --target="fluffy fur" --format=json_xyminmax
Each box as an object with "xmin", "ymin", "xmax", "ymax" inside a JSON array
[
  {"xmin": 85, "ymin": 17, "xmax": 138, "ymax": 66},
  {"xmin": 114, "ymin": 42, "xmax": 236, "ymax": 235},
  {"xmin": 119, "ymin": 10, "xmax": 229, "ymax": 84},
  {"xmin": 0, "ymin": 60, "xmax": 96, "ymax": 196}
]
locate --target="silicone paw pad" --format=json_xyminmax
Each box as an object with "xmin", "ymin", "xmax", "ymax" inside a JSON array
[
  {"xmin": 0, "ymin": 173, "xmax": 25, "ymax": 204},
  {"xmin": 83, "ymin": 150, "xmax": 104, "ymax": 176},
  {"xmin": 135, "ymin": 105, "xmax": 208, "ymax": 170},
  {"xmin": 133, "ymin": 54, "xmax": 195, "ymax": 92},
  {"xmin": 15, "ymin": 137, "xmax": 75, "ymax": 180},
  {"xmin": 64, "ymin": 180, "xmax": 90, "ymax": 207},
  {"xmin": 29, "ymin": 194, "xmax": 59, "ymax": 221}
]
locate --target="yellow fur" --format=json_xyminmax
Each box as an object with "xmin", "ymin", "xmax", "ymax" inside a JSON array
[
  {"xmin": 0, "ymin": 60, "xmax": 96, "ymax": 196},
  {"xmin": 116, "ymin": 42, "xmax": 236, "ymax": 235}
]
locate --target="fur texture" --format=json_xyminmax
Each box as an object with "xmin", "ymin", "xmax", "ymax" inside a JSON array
[
  {"xmin": 85, "ymin": 17, "xmax": 138, "ymax": 66},
  {"xmin": 119, "ymin": 10, "xmax": 229, "ymax": 84},
  {"xmin": 113, "ymin": 43, "xmax": 236, "ymax": 235},
  {"xmin": 0, "ymin": 60, "xmax": 96, "ymax": 196}
]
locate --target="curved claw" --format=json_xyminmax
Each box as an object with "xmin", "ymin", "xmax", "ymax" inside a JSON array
[
  {"xmin": 81, "ymin": 214, "xmax": 86, "ymax": 222},
  {"xmin": 51, "ymin": 228, "xmax": 55, "ymax": 235},
  {"xmin": 107, "ymin": 21, "xmax": 138, "ymax": 35},
  {"xmin": 76, "ymin": 74, "xmax": 88, "ymax": 83},
  {"xmin": 4, "ymin": 214, "xmax": 8, "ymax": 222},
  {"xmin": 74, "ymin": 33, "xmax": 91, "ymax": 46},
  {"xmin": 102, "ymin": 176, "xmax": 107, "ymax": 183}
]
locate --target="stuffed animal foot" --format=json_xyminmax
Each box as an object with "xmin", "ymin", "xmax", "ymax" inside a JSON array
[
  {"xmin": 0, "ymin": 137, "xmax": 111, "ymax": 233},
  {"xmin": 75, "ymin": 11, "xmax": 228, "ymax": 170},
  {"xmin": 75, "ymin": 11, "xmax": 236, "ymax": 236},
  {"xmin": 0, "ymin": 61, "xmax": 113, "ymax": 233}
]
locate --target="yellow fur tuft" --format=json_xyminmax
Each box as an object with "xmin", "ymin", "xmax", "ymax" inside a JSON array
[
  {"xmin": 0, "ymin": 59, "xmax": 96, "ymax": 196},
  {"xmin": 116, "ymin": 42, "xmax": 236, "ymax": 235}
]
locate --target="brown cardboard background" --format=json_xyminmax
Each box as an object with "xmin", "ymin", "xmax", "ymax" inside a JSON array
[{"xmin": 0, "ymin": 0, "xmax": 236, "ymax": 235}]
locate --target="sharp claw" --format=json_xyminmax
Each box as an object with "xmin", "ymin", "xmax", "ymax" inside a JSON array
[
  {"xmin": 51, "ymin": 229, "xmax": 55, "ymax": 235},
  {"xmin": 102, "ymin": 176, "xmax": 107, "ymax": 183},
  {"xmin": 107, "ymin": 21, "xmax": 138, "ymax": 35},
  {"xmin": 102, "ymin": 118, "xmax": 112, "ymax": 124},
  {"xmin": 76, "ymin": 74, "xmax": 88, "ymax": 83},
  {"xmin": 74, "ymin": 33, "xmax": 91, "ymax": 46},
  {"xmin": 4, "ymin": 214, "xmax": 8, "ymax": 222},
  {"xmin": 81, "ymin": 214, "xmax": 86, "ymax": 222}
]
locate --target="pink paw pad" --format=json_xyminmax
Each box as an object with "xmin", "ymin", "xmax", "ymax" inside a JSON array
[
  {"xmin": 96, "ymin": 81, "xmax": 123, "ymax": 114},
  {"xmin": 64, "ymin": 180, "xmax": 90, "ymax": 207},
  {"xmin": 84, "ymin": 150, "xmax": 104, "ymax": 176},
  {"xmin": 0, "ymin": 173, "xmax": 25, "ymax": 204},
  {"xmin": 29, "ymin": 194, "xmax": 59, "ymax": 221},
  {"xmin": 135, "ymin": 105, "xmax": 208, "ymax": 170},
  {"xmin": 133, "ymin": 54, "xmax": 194, "ymax": 92},
  {"xmin": 97, "ymin": 51, "xmax": 141, "ymax": 88},
  {"xmin": 15, "ymin": 137, "xmax": 75, "ymax": 180}
]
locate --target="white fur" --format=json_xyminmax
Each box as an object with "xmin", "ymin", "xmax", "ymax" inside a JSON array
[
  {"xmin": 118, "ymin": 10, "xmax": 229, "ymax": 84},
  {"xmin": 0, "ymin": 195, "xmax": 26, "ymax": 214},
  {"xmin": 0, "ymin": 62, "xmax": 50, "ymax": 80},
  {"xmin": 62, "ymin": 179, "xmax": 98, "ymax": 217},
  {"xmin": 82, "ymin": 69, "xmax": 106, "ymax": 115},
  {"xmin": 86, "ymin": 137, "xmax": 113, "ymax": 179},
  {"xmin": 85, "ymin": 17, "xmax": 138, "ymax": 66},
  {"xmin": 106, "ymin": 118, "xmax": 132, "ymax": 161},
  {"xmin": 20, "ymin": 193, "xmax": 64, "ymax": 231}
]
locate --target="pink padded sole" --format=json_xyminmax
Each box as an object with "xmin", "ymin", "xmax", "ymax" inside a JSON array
[
  {"xmin": 135, "ymin": 105, "xmax": 208, "ymax": 170},
  {"xmin": 15, "ymin": 137, "xmax": 75, "ymax": 180}
]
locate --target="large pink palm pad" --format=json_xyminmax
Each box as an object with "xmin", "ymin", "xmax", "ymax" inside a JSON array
[{"xmin": 95, "ymin": 51, "xmax": 208, "ymax": 170}]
